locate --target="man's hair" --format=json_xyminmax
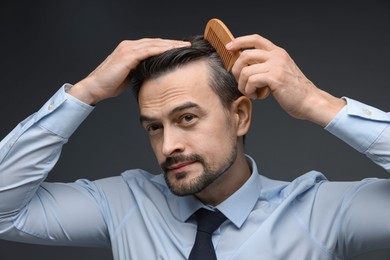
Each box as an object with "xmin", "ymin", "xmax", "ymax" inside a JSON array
[{"xmin": 130, "ymin": 35, "xmax": 243, "ymax": 109}]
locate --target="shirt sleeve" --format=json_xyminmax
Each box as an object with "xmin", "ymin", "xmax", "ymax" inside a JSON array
[
  {"xmin": 325, "ymin": 97, "xmax": 390, "ymax": 172},
  {"xmin": 0, "ymin": 84, "xmax": 110, "ymax": 247},
  {"xmin": 320, "ymin": 97, "xmax": 390, "ymax": 257}
]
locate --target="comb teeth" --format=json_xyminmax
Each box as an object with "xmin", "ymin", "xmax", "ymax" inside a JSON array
[
  {"xmin": 204, "ymin": 18, "xmax": 239, "ymax": 71},
  {"xmin": 205, "ymin": 28, "xmax": 234, "ymax": 70}
]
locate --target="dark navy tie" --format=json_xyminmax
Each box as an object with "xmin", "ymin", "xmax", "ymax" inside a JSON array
[{"xmin": 188, "ymin": 208, "xmax": 227, "ymax": 260}]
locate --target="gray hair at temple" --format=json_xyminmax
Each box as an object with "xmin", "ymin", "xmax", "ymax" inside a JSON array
[{"xmin": 129, "ymin": 35, "xmax": 243, "ymax": 110}]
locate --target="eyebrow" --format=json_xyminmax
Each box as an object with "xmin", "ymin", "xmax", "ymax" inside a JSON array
[{"xmin": 139, "ymin": 102, "xmax": 202, "ymax": 124}]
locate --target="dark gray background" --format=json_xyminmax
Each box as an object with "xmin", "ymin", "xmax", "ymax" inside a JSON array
[{"xmin": 1, "ymin": 0, "xmax": 390, "ymax": 259}]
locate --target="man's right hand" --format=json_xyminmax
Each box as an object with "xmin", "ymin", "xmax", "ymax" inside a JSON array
[{"xmin": 68, "ymin": 38, "xmax": 190, "ymax": 105}]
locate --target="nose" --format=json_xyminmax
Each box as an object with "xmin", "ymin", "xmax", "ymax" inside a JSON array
[{"xmin": 161, "ymin": 126, "xmax": 184, "ymax": 157}]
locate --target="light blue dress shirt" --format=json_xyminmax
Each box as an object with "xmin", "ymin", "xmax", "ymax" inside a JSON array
[{"xmin": 0, "ymin": 84, "xmax": 390, "ymax": 259}]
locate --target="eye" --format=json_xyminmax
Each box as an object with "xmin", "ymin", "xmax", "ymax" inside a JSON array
[
  {"xmin": 179, "ymin": 114, "xmax": 197, "ymax": 126},
  {"xmin": 183, "ymin": 114, "xmax": 194, "ymax": 122},
  {"xmin": 146, "ymin": 124, "xmax": 163, "ymax": 135}
]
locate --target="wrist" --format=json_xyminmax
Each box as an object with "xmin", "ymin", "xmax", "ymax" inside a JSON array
[
  {"xmin": 67, "ymin": 81, "xmax": 99, "ymax": 105},
  {"xmin": 304, "ymin": 89, "xmax": 346, "ymax": 127}
]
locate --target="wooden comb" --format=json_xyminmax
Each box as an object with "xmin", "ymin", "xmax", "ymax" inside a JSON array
[{"xmin": 204, "ymin": 18, "xmax": 270, "ymax": 99}]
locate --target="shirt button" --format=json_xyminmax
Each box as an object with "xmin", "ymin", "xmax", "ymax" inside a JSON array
[
  {"xmin": 48, "ymin": 103, "xmax": 55, "ymax": 111},
  {"xmin": 362, "ymin": 108, "xmax": 372, "ymax": 116}
]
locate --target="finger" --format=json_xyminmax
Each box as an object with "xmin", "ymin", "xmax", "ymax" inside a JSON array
[
  {"xmin": 232, "ymin": 49, "xmax": 270, "ymax": 76},
  {"xmin": 237, "ymin": 63, "xmax": 269, "ymax": 97},
  {"xmin": 137, "ymin": 38, "xmax": 191, "ymax": 49},
  {"xmin": 116, "ymin": 38, "xmax": 190, "ymax": 64},
  {"xmin": 244, "ymin": 73, "xmax": 271, "ymax": 100},
  {"xmin": 226, "ymin": 34, "xmax": 276, "ymax": 52},
  {"xmin": 256, "ymin": 86, "xmax": 271, "ymax": 100},
  {"xmin": 140, "ymin": 39, "xmax": 190, "ymax": 60}
]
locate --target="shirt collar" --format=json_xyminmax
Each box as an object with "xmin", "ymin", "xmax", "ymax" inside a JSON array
[{"xmin": 175, "ymin": 155, "xmax": 262, "ymax": 228}]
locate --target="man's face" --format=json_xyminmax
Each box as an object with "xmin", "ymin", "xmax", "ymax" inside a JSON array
[{"xmin": 138, "ymin": 60, "xmax": 239, "ymax": 196}]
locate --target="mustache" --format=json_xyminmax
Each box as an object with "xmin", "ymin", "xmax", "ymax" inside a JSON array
[{"xmin": 160, "ymin": 154, "xmax": 204, "ymax": 171}]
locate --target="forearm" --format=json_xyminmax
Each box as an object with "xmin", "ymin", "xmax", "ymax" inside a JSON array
[
  {"xmin": 0, "ymin": 85, "xmax": 113, "ymax": 246},
  {"xmin": 0, "ymin": 84, "xmax": 93, "ymax": 215}
]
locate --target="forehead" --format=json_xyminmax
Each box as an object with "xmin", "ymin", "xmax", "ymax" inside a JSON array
[{"xmin": 138, "ymin": 60, "xmax": 221, "ymax": 116}]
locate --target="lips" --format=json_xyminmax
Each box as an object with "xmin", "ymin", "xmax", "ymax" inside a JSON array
[
  {"xmin": 161, "ymin": 154, "xmax": 204, "ymax": 174},
  {"xmin": 168, "ymin": 161, "xmax": 195, "ymax": 171}
]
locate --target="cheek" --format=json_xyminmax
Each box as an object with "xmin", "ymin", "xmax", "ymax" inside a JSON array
[{"xmin": 197, "ymin": 122, "xmax": 236, "ymax": 154}]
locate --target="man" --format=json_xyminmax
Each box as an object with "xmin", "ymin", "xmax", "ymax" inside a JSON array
[{"xmin": 0, "ymin": 32, "xmax": 389, "ymax": 259}]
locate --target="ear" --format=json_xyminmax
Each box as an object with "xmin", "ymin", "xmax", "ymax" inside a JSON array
[{"xmin": 231, "ymin": 96, "xmax": 252, "ymax": 137}]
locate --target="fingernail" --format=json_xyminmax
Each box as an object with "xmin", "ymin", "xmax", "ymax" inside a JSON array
[{"xmin": 226, "ymin": 41, "xmax": 233, "ymax": 49}]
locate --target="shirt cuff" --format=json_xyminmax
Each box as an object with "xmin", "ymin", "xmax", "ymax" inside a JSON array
[
  {"xmin": 325, "ymin": 97, "xmax": 390, "ymax": 153},
  {"xmin": 37, "ymin": 84, "xmax": 94, "ymax": 139}
]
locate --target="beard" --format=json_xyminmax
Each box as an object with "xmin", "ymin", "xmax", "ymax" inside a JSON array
[{"xmin": 160, "ymin": 146, "xmax": 237, "ymax": 196}]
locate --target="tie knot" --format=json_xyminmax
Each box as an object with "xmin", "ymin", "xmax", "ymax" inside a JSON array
[{"xmin": 194, "ymin": 208, "xmax": 227, "ymax": 234}]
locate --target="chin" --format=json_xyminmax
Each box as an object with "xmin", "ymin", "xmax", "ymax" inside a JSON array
[{"xmin": 167, "ymin": 173, "xmax": 205, "ymax": 196}]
